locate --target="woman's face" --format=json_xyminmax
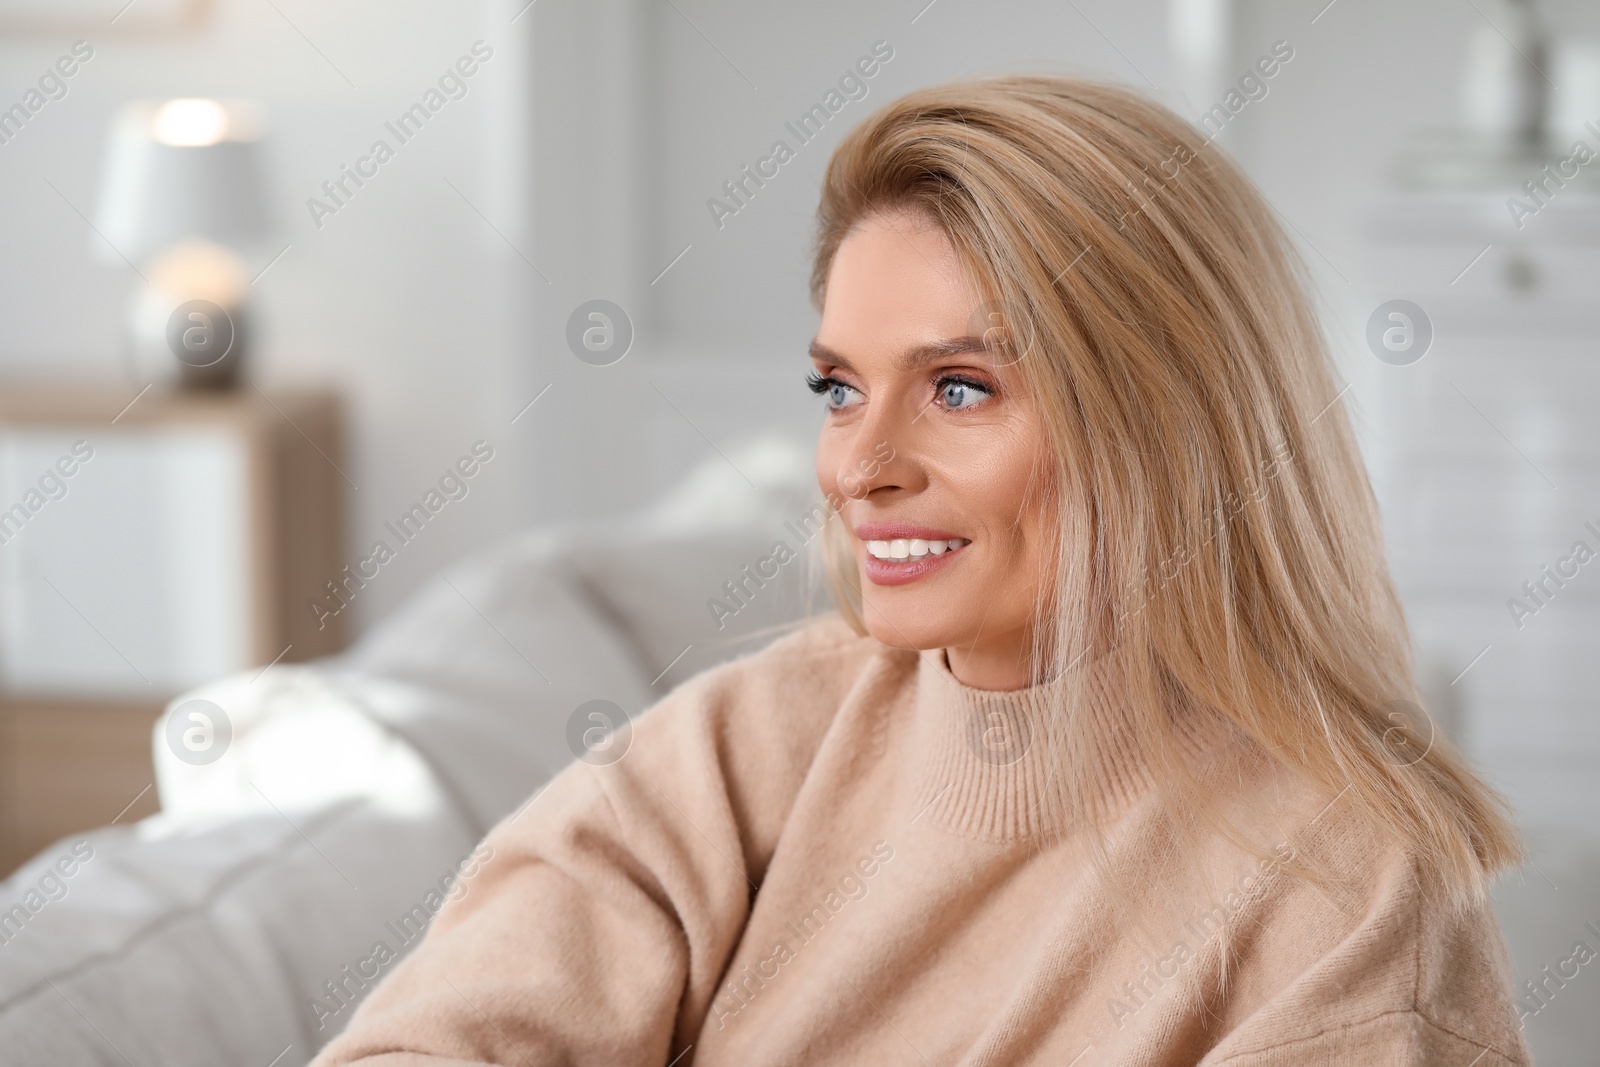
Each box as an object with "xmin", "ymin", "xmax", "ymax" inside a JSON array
[{"xmin": 812, "ymin": 212, "xmax": 1054, "ymax": 691}]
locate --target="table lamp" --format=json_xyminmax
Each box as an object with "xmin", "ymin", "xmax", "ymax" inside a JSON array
[{"xmin": 94, "ymin": 98, "xmax": 271, "ymax": 389}]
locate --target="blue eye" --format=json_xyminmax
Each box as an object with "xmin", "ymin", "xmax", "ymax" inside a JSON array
[
  {"xmin": 807, "ymin": 372, "xmax": 863, "ymax": 411},
  {"xmin": 937, "ymin": 377, "xmax": 990, "ymax": 410}
]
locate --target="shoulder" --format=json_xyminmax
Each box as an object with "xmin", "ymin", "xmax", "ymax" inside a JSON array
[
  {"xmin": 618, "ymin": 614, "xmax": 910, "ymax": 819},
  {"xmin": 653, "ymin": 612, "xmax": 901, "ymax": 731},
  {"xmin": 708, "ymin": 611, "xmax": 885, "ymax": 679},
  {"xmin": 484, "ymin": 616, "xmax": 904, "ymax": 887},
  {"xmin": 1195, "ymin": 770, "xmax": 1530, "ymax": 1065}
]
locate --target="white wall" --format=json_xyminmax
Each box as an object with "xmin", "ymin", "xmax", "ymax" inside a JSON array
[
  {"xmin": 525, "ymin": 0, "xmax": 1184, "ymax": 524},
  {"xmin": 0, "ymin": 0, "xmax": 1241, "ymax": 632},
  {"xmin": 0, "ymin": 0, "xmax": 535, "ymax": 631}
]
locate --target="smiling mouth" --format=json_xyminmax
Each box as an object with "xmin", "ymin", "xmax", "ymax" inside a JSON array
[{"xmin": 864, "ymin": 537, "xmax": 971, "ymax": 561}]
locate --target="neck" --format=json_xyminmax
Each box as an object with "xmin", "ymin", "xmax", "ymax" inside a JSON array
[{"xmin": 943, "ymin": 637, "xmax": 1035, "ymax": 691}]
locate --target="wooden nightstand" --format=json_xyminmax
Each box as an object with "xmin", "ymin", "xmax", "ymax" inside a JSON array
[{"xmin": 0, "ymin": 385, "xmax": 347, "ymax": 874}]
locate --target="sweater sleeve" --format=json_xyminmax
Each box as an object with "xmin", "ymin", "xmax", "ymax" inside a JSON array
[
  {"xmin": 309, "ymin": 635, "xmax": 843, "ymax": 1067},
  {"xmin": 1199, "ymin": 844, "xmax": 1531, "ymax": 1067}
]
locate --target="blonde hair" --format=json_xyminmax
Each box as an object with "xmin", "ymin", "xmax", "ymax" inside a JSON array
[{"xmin": 810, "ymin": 75, "xmax": 1519, "ymax": 908}]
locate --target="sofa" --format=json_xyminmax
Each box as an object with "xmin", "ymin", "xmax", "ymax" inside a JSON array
[{"xmin": 0, "ymin": 437, "xmax": 824, "ymax": 1066}]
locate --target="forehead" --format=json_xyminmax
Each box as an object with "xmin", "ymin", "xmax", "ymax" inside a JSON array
[{"xmin": 817, "ymin": 214, "xmax": 978, "ymax": 350}]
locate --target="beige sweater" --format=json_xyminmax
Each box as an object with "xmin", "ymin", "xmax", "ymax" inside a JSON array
[{"xmin": 313, "ymin": 617, "xmax": 1530, "ymax": 1066}]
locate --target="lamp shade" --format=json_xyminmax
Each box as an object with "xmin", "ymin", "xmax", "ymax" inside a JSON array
[{"xmin": 93, "ymin": 100, "xmax": 271, "ymax": 265}]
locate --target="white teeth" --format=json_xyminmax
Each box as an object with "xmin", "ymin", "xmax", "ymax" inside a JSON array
[{"xmin": 865, "ymin": 537, "xmax": 969, "ymax": 560}]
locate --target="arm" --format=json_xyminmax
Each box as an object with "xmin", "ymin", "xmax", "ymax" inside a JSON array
[
  {"xmin": 311, "ymin": 678, "xmax": 757, "ymax": 1066},
  {"xmin": 1200, "ymin": 853, "xmax": 1531, "ymax": 1067},
  {"xmin": 311, "ymin": 622, "xmax": 861, "ymax": 1066}
]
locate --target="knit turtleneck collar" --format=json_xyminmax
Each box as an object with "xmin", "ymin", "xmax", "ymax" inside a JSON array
[{"xmin": 904, "ymin": 647, "xmax": 1221, "ymax": 841}]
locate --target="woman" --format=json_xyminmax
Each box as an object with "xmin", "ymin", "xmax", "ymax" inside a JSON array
[{"xmin": 316, "ymin": 77, "xmax": 1529, "ymax": 1065}]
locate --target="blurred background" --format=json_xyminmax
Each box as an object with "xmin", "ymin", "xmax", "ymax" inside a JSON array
[{"xmin": 0, "ymin": 0, "xmax": 1595, "ymax": 1063}]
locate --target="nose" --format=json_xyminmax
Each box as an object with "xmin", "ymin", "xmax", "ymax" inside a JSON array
[{"xmin": 831, "ymin": 407, "xmax": 916, "ymax": 505}]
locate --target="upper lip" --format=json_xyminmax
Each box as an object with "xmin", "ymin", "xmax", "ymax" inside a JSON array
[{"xmin": 853, "ymin": 523, "xmax": 965, "ymax": 542}]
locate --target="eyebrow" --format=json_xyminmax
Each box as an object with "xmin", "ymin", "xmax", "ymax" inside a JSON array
[{"xmin": 808, "ymin": 336, "xmax": 993, "ymax": 374}]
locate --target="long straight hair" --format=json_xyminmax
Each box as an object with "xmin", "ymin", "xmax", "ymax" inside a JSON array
[{"xmin": 810, "ymin": 75, "xmax": 1519, "ymax": 909}]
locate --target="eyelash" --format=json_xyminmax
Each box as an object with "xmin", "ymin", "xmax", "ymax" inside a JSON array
[
  {"xmin": 805, "ymin": 372, "xmax": 995, "ymax": 409},
  {"xmin": 805, "ymin": 371, "xmax": 837, "ymax": 396}
]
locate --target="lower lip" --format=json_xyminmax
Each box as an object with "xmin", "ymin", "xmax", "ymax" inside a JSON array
[{"xmin": 860, "ymin": 543, "xmax": 967, "ymax": 586}]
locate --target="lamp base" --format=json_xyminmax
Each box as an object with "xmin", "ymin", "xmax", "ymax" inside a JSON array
[
  {"xmin": 126, "ymin": 239, "xmax": 251, "ymax": 391},
  {"xmin": 175, "ymin": 314, "xmax": 247, "ymax": 390}
]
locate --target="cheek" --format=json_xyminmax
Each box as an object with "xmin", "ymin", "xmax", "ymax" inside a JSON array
[
  {"xmin": 815, "ymin": 430, "xmax": 844, "ymax": 499},
  {"xmin": 959, "ymin": 432, "xmax": 1046, "ymax": 546},
  {"xmin": 969, "ymin": 436, "xmax": 1054, "ymax": 604}
]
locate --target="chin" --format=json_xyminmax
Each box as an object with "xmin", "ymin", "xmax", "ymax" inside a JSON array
[{"xmin": 860, "ymin": 599, "xmax": 952, "ymax": 653}]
